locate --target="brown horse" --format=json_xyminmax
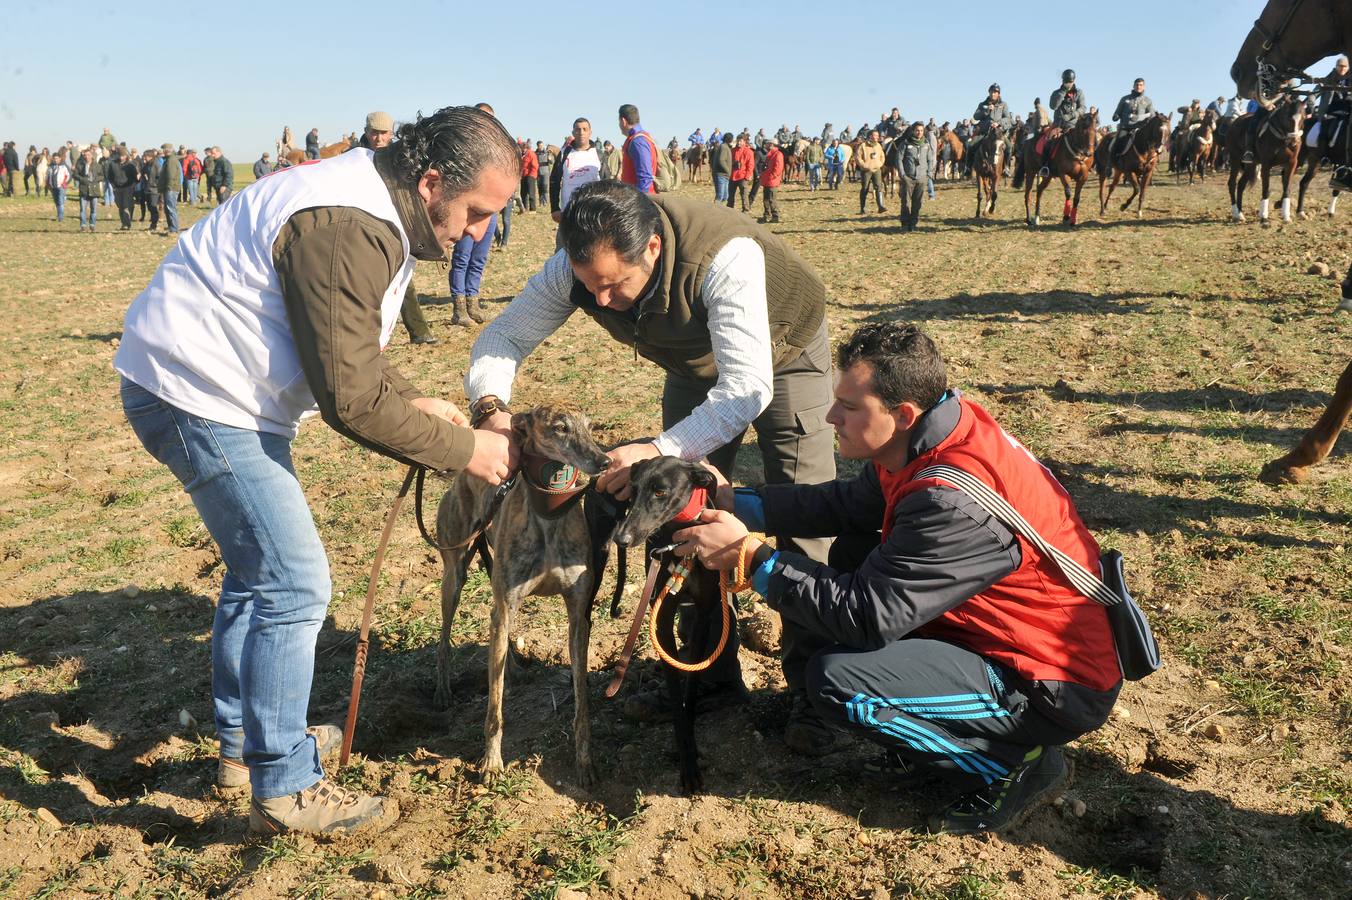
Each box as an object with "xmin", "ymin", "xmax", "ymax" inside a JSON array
[
  {"xmin": 1233, "ymin": 0, "xmax": 1352, "ymax": 484},
  {"xmin": 969, "ymin": 125, "xmax": 1006, "ymax": 217},
  {"xmin": 683, "ymin": 144, "xmax": 706, "ymax": 182},
  {"xmin": 1022, "ymin": 108, "xmax": 1099, "ymax": 227},
  {"xmin": 1225, "ymin": 95, "xmax": 1305, "ymax": 225},
  {"xmin": 1295, "ymin": 118, "xmax": 1345, "ymax": 217},
  {"xmin": 940, "ymin": 130, "xmax": 965, "ymax": 180},
  {"xmin": 1097, "ymin": 113, "xmax": 1170, "ymax": 217},
  {"xmin": 281, "ymin": 140, "xmax": 350, "ymax": 167},
  {"xmin": 1186, "ymin": 111, "xmax": 1219, "ymax": 183}
]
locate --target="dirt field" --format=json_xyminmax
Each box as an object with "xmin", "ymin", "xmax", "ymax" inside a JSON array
[{"xmin": 1, "ymin": 166, "xmax": 1350, "ymax": 899}]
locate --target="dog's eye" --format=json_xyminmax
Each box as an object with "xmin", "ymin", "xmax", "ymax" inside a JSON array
[{"xmin": 652, "ymin": 489, "xmax": 667, "ymax": 498}]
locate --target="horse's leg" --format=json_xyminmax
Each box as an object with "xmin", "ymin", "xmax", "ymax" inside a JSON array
[
  {"xmin": 1119, "ymin": 170, "xmax": 1139, "ymax": 212},
  {"xmin": 1297, "ymin": 153, "xmax": 1317, "ymax": 219},
  {"xmin": 1261, "ymin": 360, "xmax": 1352, "ymax": 484},
  {"xmin": 1331, "ymin": 190, "xmax": 1341, "ymax": 217},
  {"xmin": 1059, "ymin": 174, "xmax": 1073, "ymax": 225},
  {"xmin": 1070, "ymin": 172, "xmax": 1085, "ymax": 225},
  {"xmin": 975, "ymin": 178, "xmax": 984, "ymax": 219},
  {"xmin": 1259, "ymin": 162, "xmax": 1273, "ymax": 226},
  {"xmin": 1136, "ymin": 163, "xmax": 1154, "ymax": 219},
  {"xmin": 1280, "ymin": 155, "xmax": 1295, "ymax": 223}
]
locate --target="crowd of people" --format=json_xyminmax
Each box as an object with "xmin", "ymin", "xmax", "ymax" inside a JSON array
[{"xmin": 0, "ymin": 129, "xmax": 234, "ymax": 233}]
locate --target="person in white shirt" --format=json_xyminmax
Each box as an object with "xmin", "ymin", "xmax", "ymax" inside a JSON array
[
  {"xmin": 465, "ymin": 179, "xmax": 835, "ymax": 722},
  {"xmin": 549, "ymin": 117, "xmax": 609, "ymax": 224}
]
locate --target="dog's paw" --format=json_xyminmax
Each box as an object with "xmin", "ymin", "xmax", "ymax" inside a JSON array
[
  {"xmin": 679, "ymin": 765, "xmax": 705, "ymax": 796},
  {"xmin": 480, "ymin": 750, "xmax": 505, "ymax": 783},
  {"xmin": 432, "ymin": 685, "xmax": 454, "ymax": 711},
  {"xmin": 574, "ymin": 760, "xmax": 599, "ymax": 791}
]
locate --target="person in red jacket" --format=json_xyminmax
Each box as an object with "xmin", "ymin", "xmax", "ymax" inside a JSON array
[
  {"xmin": 759, "ymin": 142, "xmax": 784, "ymax": 223},
  {"xmin": 520, "ymin": 141, "xmax": 540, "ymax": 211},
  {"xmin": 729, "ymin": 134, "xmax": 755, "ymax": 213},
  {"xmin": 674, "ymin": 321, "xmax": 1122, "ymax": 836}
]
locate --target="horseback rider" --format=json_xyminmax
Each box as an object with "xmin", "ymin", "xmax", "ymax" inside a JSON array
[
  {"xmin": 1036, "ymin": 69, "xmax": 1086, "ymax": 174},
  {"xmin": 972, "ymin": 84, "xmax": 1013, "ymax": 150},
  {"xmin": 775, "ymin": 124, "xmax": 792, "ymax": 148},
  {"xmin": 1110, "ymin": 78, "xmax": 1155, "ymax": 158},
  {"xmin": 1318, "ymin": 56, "xmax": 1352, "ymax": 190},
  {"xmin": 688, "ymin": 128, "xmax": 705, "ymax": 147}
]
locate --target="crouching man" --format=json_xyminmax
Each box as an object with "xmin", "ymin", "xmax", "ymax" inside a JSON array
[
  {"xmin": 114, "ymin": 107, "xmax": 518, "ymax": 836},
  {"xmin": 674, "ymin": 322, "xmax": 1122, "ymax": 834}
]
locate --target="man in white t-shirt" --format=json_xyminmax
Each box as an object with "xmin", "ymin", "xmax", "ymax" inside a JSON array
[{"xmin": 550, "ymin": 117, "xmax": 610, "ymax": 224}]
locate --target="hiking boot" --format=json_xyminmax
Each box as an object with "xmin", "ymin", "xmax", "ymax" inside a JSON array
[
  {"xmin": 219, "ymin": 724, "xmax": 343, "ymax": 795},
  {"xmin": 249, "ymin": 778, "xmax": 391, "ymax": 835},
  {"xmin": 930, "ymin": 745, "xmax": 1070, "ymax": 835},
  {"xmin": 783, "ymin": 692, "xmax": 847, "ymax": 757},
  {"xmin": 449, "ymin": 294, "xmax": 471, "ymax": 327},
  {"xmin": 621, "ymin": 679, "xmax": 749, "ymax": 723},
  {"xmin": 466, "ymin": 295, "xmax": 487, "ymax": 324},
  {"xmin": 410, "ymin": 333, "xmax": 439, "ymax": 345}
]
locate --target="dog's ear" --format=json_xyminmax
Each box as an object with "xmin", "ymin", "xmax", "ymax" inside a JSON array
[
  {"xmin": 691, "ymin": 464, "xmax": 719, "ymax": 490},
  {"xmin": 509, "ymin": 410, "xmax": 533, "ymax": 445},
  {"xmin": 628, "ymin": 457, "xmax": 651, "ymax": 485}
]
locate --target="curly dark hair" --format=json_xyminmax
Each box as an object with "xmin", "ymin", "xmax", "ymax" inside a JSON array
[
  {"xmin": 836, "ymin": 323, "xmax": 947, "ymax": 409},
  {"xmin": 390, "ymin": 106, "xmax": 519, "ymax": 197}
]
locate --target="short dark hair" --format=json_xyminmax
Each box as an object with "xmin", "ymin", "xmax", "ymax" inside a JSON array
[
  {"xmin": 558, "ymin": 181, "xmax": 661, "ymax": 266},
  {"xmin": 722, "ymin": 133, "xmax": 734, "ymax": 144},
  {"xmin": 390, "ymin": 106, "xmax": 519, "ymax": 198},
  {"xmin": 618, "ymin": 104, "xmax": 640, "ymax": 125},
  {"xmin": 573, "ymin": 117, "xmax": 590, "ymax": 129},
  {"xmin": 836, "ymin": 323, "xmax": 947, "ymax": 409}
]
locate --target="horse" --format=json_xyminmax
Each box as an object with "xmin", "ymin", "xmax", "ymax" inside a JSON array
[
  {"xmin": 280, "ymin": 140, "xmax": 350, "ymax": 168},
  {"xmin": 940, "ymin": 130, "xmax": 965, "ymax": 180},
  {"xmin": 1022, "ymin": 108, "xmax": 1099, "ymax": 228},
  {"xmin": 1224, "ymin": 94, "xmax": 1305, "ymax": 225},
  {"xmin": 782, "ymin": 138, "xmax": 808, "ymax": 183},
  {"xmin": 1185, "ymin": 111, "xmax": 1220, "ymax": 183},
  {"xmin": 1232, "ymin": 0, "xmax": 1352, "ymax": 485},
  {"xmin": 969, "ymin": 125, "xmax": 1006, "ymax": 218},
  {"xmin": 683, "ymin": 144, "xmax": 706, "ymax": 183},
  {"xmin": 1295, "ymin": 116, "xmax": 1345, "ymax": 218},
  {"xmin": 1097, "ymin": 113, "xmax": 1171, "ymax": 218}
]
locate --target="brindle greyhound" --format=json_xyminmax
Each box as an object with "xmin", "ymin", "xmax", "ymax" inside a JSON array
[
  {"xmin": 612, "ymin": 456, "xmax": 728, "ymax": 794},
  {"xmin": 433, "ymin": 406, "xmax": 612, "ymax": 787}
]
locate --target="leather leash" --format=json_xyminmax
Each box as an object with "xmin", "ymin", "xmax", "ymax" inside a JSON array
[{"xmin": 340, "ymin": 465, "xmax": 417, "ymax": 767}]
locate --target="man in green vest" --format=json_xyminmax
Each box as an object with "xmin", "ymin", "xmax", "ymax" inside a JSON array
[{"xmin": 464, "ymin": 180, "xmax": 837, "ymax": 743}]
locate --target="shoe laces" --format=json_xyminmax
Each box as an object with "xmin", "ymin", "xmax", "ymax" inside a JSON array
[
  {"xmin": 950, "ymin": 773, "xmax": 1014, "ymax": 816},
  {"xmin": 298, "ymin": 779, "xmax": 361, "ymax": 811}
]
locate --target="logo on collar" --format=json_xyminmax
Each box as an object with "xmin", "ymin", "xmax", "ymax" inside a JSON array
[{"xmin": 536, "ymin": 459, "xmax": 580, "ymax": 493}]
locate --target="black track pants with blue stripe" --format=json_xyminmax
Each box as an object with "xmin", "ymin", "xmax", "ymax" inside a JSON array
[{"xmin": 805, "ymin": 637, "xmax": 1084, "ymax": 787}]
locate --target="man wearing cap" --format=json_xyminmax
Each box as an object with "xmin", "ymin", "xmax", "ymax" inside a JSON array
[
  {"xmin": 254, "ymin": 153, "xmax": 273, "ymax": 182},
  {"xmin": 971, "ymin": 84, "xmax": 1012, "ymax": 153},
  {"xmin": 158, "ymin": 144, "xmax": 183, "ymax": 236},
  {"xmin": 360, "ymin": 112, "xmax": 394, "ymax": 150}
]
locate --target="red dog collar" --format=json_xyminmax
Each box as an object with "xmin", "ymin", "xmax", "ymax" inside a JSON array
[{"xmin": 671, "ymin": 486, "xmax": 708, "ymax": 523}]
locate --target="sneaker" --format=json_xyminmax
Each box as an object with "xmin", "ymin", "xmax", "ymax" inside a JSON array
[
  {"xmin": 249, "ymin": 778, "xmax": 391, "ymax": 835},
  {"xmin": 218, "ymin": 724, "xmax": 343, "ymax": 795},
  {"xmin": 783, "ymin": 692, "xmax": 847, "ymax": 757},
  {"xmin": 621, "ymin": 679, "xmax": 748, "ymax": 723},
  {"xmin": 930, "ymin": 745, "xmax": 1070, "ymax": 835}
]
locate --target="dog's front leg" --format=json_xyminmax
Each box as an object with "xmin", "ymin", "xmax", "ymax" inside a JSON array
[
  {"xmin": 564, "ymin": 577, "xmax": 597, "ymax": 789},
  {"xmin": 434, "ymin": 548, "xmax": 470, "ymax": 710},
  {"xmin": 482, "ymin": 582, "xmax": 513, "ymax": 781}
]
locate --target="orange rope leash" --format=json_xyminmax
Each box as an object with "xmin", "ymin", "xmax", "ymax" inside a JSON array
[{"xmin": 647, "ymin": 536, "xmax": 757, "ymax": 673}]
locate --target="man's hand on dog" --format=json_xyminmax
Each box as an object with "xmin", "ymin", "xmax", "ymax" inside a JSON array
[
  {"xmin": 412, "ymin": 396, "xmax": 469, "ymax": 427},
  {"xmin": 673, "ymin": 509, "xmax": 762, "ymax": 571},
  {"xmin": 466, "ymin": 430, "xmax": 514, "ymax": 485},
  {"xmin": 595, "ymin": 442, "xmax": 661, "ymax": 500}
]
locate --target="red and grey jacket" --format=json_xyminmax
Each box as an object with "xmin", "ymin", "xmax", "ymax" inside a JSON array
[{"xmin": 757, "ymin": 394, "xmax": 1121, "ymax": 718}]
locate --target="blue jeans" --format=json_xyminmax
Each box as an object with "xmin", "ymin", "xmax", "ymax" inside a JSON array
[
  {"xmin": 451, "ymin": 213, "xmax": 495, "ymax": 297},
  {"xmin": 52, "ymin": 188, "xmax": 66, "ymax": 221},
  {"xmin": 103, "ymin": 179, "xmax": 114, "ymax": 206},
  {"xmin": 495, "ymin": 204, "xmax": 511, "ymax": 247},
  {"xmin": 163, "ymin": 191, "xmax": 179, "ymax": 233},
  {"xmin": 79, "ymin": 196, "xmax": 98, "ymax": 229},
  {"xmin": 713, "ymin": 174, "xmax": 729, "ymax": 202},
  {"xmin": 807, "ymin": 164, "xmax": 821, "ymax": 190},
  {"xmin": 827, "ymin": 162, "xmax": 844, "ymax": 188},
  {"xmin": 120, "ymin": 377, "xmax": 329, "ymax": 799},
  {"xmin": 927, "ymin": 177, "xmax": 935, "ymax": 200},
  {"xmin": 186, "ymin": 179, "xmax": 199, "ymax": 204}
]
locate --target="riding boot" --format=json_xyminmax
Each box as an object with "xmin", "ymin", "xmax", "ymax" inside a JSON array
[
  {"xmin": 449, "ymin": 294, "xmax": 471, "ymax": 327},
  {"xmin": 466, "ymin": 295, "xmax": 486, "ymax": 324}
]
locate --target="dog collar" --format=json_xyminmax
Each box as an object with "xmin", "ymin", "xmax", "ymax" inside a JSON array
[
  {"xmin": 671, "ymin": 487, "xmax": 708, "ymax": 524},
  {"xmin": 521, "ymin": 454, "xmax": 582, "ymax": 495}
]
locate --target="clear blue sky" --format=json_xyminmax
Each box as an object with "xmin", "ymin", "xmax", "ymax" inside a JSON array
[{"xmin": 2, "ymin": 0, "xmax": 1339, "ymax": 160}]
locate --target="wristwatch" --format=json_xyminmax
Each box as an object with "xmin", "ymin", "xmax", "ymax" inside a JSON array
[{"xmin": 470, "ymin": 395, "xmax": 511, "ymax": 427}]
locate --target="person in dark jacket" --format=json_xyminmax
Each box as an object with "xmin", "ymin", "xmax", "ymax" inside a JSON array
[
  {"xmin": 158, "ymin": 144, "xmax": 183, "ymax": 235},
  {"xmin": 1, "ymin": 141, "xmax": 18, "ymax": 196},
  {"xmin": 106, "ymin": 148, "xmax": 138, "ymax": 229},
  {"xmin": 73, "ymin": 146, "xmax": 106, "ymax": 232},
  {"xmin": 254, "ymin": 153, "xmax": 272, "ymax": 181},
  {"xmin": 305, "ymin": 127, "xmax": 320, "ymax": 160},
  {"xmin": 674, "ymin": 321, "xmax": 1122, "ymax": 836},
  {"xmin": 1110, "ymin": 78, "xmax": 1156, "ymax": 158},
  {"xmin": 208, "ymin": 147, "xmax": 233, "ymax": 204},
  {"xmin": 140, "ymin": 150, "xmax": 162, "ymax": 231},
  {"xmin": 895, "ymin": 122, "xmax": 934, "ymax": 231},
  {"xmin": 709, "ymin": 132, "xmax": 734, "ymax": 203}
]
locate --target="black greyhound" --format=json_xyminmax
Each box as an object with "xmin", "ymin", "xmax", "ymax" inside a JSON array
[{"xmin": 613, "ymin": 456, "xmax": 728, "ymax": 794}]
